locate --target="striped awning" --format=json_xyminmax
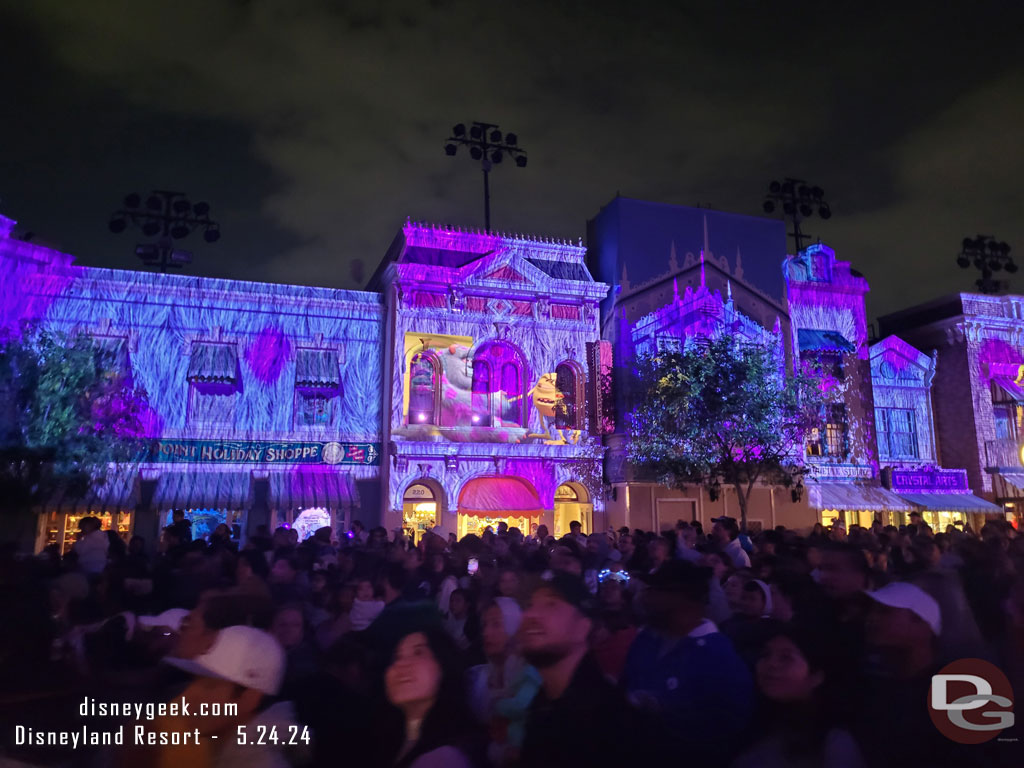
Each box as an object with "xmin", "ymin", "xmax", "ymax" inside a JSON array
[
  {"xmin": 268, "ymin": 471, "xmax": 352, "ymax": 511},
  {"xmin": 798, "ymin": 329, "xmax": 856, "ymax": 354},
  {"xmin": 458, "ymin": 476, "xmax": 544, "ymax": 518},
  {"xmin": 808, "ymin": 481, "xmax": 914, "ymax": 512},
  {"xmin": 187, "ymin": 343, "xmax": 239, "ymax": 384},
  {"xmin": 897, "ymin": 492, "xmax": 1002, "ymax": 513},
  {"xmin": 48, "ymin": 468, "xmax": 139, "ymax": 514},
  {"xmin": 295, "ymin": 348, "xmax": 340, "ymax": 389},
  {"xmin": 152, "ymin": 471, "xmax": 252, "ymax": 510}
]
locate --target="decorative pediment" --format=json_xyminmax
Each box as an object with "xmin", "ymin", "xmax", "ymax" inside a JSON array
[
  {"xmin": 870, "ymin": 336, "xmax": 935, "ymax": 386},
  {"xmin": 482, "ymin": 265, "xmax": 529, "ymax": 283}
]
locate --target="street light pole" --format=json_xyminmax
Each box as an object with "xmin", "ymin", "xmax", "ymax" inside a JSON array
[
  {"xmin": 445, "ymin": 122, "xmax": 527, "ymax": 232},
  {"xmin": 762, "ymin": 178, "xmax": 831, "ymax": 254},
  {"xmin": 108, "ymin": 190, "xmax": 220, "ymax": 273}
]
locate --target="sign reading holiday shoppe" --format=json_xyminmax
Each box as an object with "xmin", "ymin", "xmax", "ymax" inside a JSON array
[{"xmin": 145, "ymin": 439, "xmax": 380, "ymax": 466}]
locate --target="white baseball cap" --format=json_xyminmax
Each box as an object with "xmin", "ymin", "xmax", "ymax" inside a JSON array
[
  {"xmin": 865, "ymin": 581, "xmax": 942, "ymax": 636},
  {"xmin": 137, "ymin": 608, "xmax": 189, "ymax": 633},
  {"xmin": 164, "ymin": 626, "xmax": 285, "ymax": 695}
]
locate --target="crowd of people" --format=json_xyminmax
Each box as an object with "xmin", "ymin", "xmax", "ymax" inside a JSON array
[{"xmin": 3, "ymin": 508, "xmax": 1024, "ymax": 767}]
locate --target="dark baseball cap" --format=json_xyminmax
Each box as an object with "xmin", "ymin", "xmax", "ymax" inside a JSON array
[
  {"xmin": 531, "ymin": 571, "xmax": 597, "ymax": 618},
  {"xmin": 641, "ymin": 561, "xmax": 712, "ymax": 604}
]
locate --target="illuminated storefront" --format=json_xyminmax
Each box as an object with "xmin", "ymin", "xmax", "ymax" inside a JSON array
[
  {"xmin": 377, "ymin": 222, "xmax": 610, "ymax": 538},
  {"xmin": 402, "ymin": 483, "xmax": 438, "ymax": 540}
]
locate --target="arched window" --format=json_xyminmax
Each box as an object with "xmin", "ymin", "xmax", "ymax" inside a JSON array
[
  {"xmin": 501, "ymin": 362, "xmax": 523, "ymax": 426},
  {"xmin": 470, "ymin": 341, "xmax": 526, "ymax": 427},
  {"xmin": 471, "ymin": 360, "xmax": 491, "ymax": 426},
  {"xmin": 409, "ymin": 352, "xmax": 439, "ymax": 425},
  {"xmin": 555, "ymin": 362, "xmax": 583, "ymax": 430}
]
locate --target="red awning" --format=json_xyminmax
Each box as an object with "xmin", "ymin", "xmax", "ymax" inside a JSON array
[{"xmin": 458, "ymin": 476, "xmax": 543, "ymax": 518}]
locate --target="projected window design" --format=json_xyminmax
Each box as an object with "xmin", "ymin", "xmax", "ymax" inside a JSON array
[
  {"xmin": 409, "ymin": 351, "xmax": 440, "ymax": 425},
  {"xmin": 298, "ymin": 392, "xmax": 331, "ymax": 426},
  {"xmin": 555, "ymin": 362, "xmax": 584, "ymax": 430},
  {"xmin": 875, "ymin": 407, "xmax": 918, "ymax": 460},
  {"xmin": 471, "ymin": 342, "xmax": 525, "ymax": 428},
  {"xmin": 472, "ymin": 360, "xmax": 492, "ymax": 426},
  {"xmin": 807, "ymin": 404, "xmax": 849, "ymax": 459}
]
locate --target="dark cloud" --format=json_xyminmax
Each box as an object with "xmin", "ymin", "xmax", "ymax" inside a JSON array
[{"xmin": 0, "ymin": 0, "xmax": 1021, "ymax": 318}]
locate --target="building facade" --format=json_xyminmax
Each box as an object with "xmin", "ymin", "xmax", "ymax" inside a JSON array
[
  {"xmin": 869, "ymin": 335, "xmax": 1000, "ymax": 529},
  {"xmin": 783, "ymin": 243, "xmax": 915, "ymax": 528},
  {"xmin": 372, "ymin": 222, "xmax": 611, "ymax": 539},
  {"xmin": 879, "ymin": 292, "xmax": 1024, "ymax": 526},
  {"xmin": 2, "ymin": 214, "xmax": 384, "ymax": 551},
  {"xmin": 2, "ymin": 215, "xmax": 613, "ymax": 549}
]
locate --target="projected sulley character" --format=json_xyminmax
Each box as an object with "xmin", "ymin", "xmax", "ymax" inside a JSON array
[
  {"xmin": 511, "ymin": 373, "xmax": 581, "ymax": 444},
  {"xmin": 438, "ymin": 344, "xmax": 476, "ymax": 426}
]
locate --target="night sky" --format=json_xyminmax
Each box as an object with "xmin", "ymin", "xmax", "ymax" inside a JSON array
[{"xmin": 1, "ymin": 1, "xmax": 1021, "ymax": 321}]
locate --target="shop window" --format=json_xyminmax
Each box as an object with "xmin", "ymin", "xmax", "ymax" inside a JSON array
[
  {"xmin": 825, "ymin": 405, "xmax": 849, "ymax": 458},
  {"xmin": 807, "ymin": 404, "xmax": 849, "ymax": 458},
  {"xmin": 409, "ymin": 351, "xmax": 440, "ymax": 425},
  {"xmin": 656, "ymin": 335, "xmax": 681, "ymax": 354},
  {"xmin": 187, "ymin": 342, "xmax": 239, "ymax": 428},
  {"xmin": 501, "ymin": 363, "xmax": 523, "ymax": 426},
  {"xmin": 555, "ymin": 362, "xmax": 584, "ymax": 430},
  {"xmin": 875, "ymin": 407, "xmax": 919, "ymax": 459},
  {"xmin": 189, "ymin": 383, "xmax": 238, "ymax": 426},
  {"xmin": 297, "ymin": 391, "xmax": 331, "ymax": 427},
  {"xmin": 471, "ymin": 360, "xmax": 492, "ymax": 426},
  {"xmin": 292, "ymin": 508, "xmax": 332, "ymax": 541}
]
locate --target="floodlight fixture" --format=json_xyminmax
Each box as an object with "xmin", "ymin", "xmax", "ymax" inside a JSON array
[
  {"xmin": 108, "ymin": 189, "xmax": 220, "ymax": 273},
  {"xmin": 762, "ymin": 177, "xmax": 832, "ymax": 253},
  {"xmin": 957, "ymin": 234, "xmax": 1015, "ymax": 293},
  {"xmin": 443, "ymin": 120, "xmax": 528, "ymax": 230}
]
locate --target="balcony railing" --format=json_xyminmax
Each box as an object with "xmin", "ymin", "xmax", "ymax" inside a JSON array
[{"xmin": 984, "ymin": 439, "xmax": 1023, "ymax": 472}]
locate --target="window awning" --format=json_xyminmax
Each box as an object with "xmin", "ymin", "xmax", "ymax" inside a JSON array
[
  {"xmin": 152, "ymin": 471, "xmax": 252, "ymax": 510},
  {"xmin": 268, "ymin": 471, "xmax": 352, "ymax": 511},
  {"xmin": 458, "ymin": 476, "xmax": 544, "ymax": 518},
  {"xmin": 48, "ymin": 468, "xmax": 139, "ymax": 514},
  {"xmin": 798, "ymin": 329, "xmax": 856, "ymax": 354},
  {"xmin": 992, "ymin": 376, "xmax": 1024, "ymax": 402},
  {"xmin": 295, "ymin": 349, "xmax": 340, "ymax": 389},
  {"xmin": 187, "ymin": 343, "xmax": 239, "ymax": 384},
  {"xmin": 896, "ymin": 492, "xmax": 1002, "ymax": 513},
  {"xmin": 808, "ymin": 481, "xmax": 914, "ymax": 512}
]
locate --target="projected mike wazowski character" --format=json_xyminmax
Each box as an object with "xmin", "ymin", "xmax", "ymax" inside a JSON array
[{"xmin": 510, "ymin": 372, "xmax": 582, "ymax": 445}]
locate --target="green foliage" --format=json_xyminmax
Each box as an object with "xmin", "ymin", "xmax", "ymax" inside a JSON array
[
  {"xmin": 627, "ymin": 336, "xmax": 823, "ymax": 528},
  {"xmin": 0, "ymin": 328, "xmax": 151, "ymax": 514}
]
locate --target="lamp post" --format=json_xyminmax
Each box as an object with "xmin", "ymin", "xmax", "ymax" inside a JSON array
[
  {"xmin": 445, "ymin": 122, "xmax": 527, "ymax": 232},
  {"xmin": 108, "ymin": 191, "xmax": 220, "ymax": 273},
  {"xmin": 762, "ymin": 178, "xmax": 831, "ymax": 254},
  {"xmin": 956, "ymin": 235, "xmax": 1015, "ymax": 294}
]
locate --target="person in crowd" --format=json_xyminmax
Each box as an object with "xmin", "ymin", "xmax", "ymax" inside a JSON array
[
  {"xmin": 519, "ymin": 572, "xmax": 667, "ymax": 767},
  {"xmin": 567, "ymin": 520, "xmax": 585, "ymax": 544},
  {"xmin": 853, "ymin": 581, "xmax": 979, "ymax": 767},
  {"xmin": 351, "ymin": 577, "xmax": 386, "ymax": 630},
  {"xmin": 271, "ymin": 603, "xmax": 318, "ymax": 701},
  {"xmin": 236, "ymin": 548, "xmax": 272, "ymax": 597},
  {"xmin": 591, "ymin": 569, "xmax": 638, "ymax": 681},
  {"xmin": 732, "ymin": 622, "xmax": 866, "ymax": 768},
  {"xmin": 130, "ymin": 625, "xmax": 301, "ymax": 768},
  {"xmin": 381, "ymin": 627, "xmax": 483, "ymax": 767},
  {"xmin": 169, "ymin": 508, "xmax": 193, "ymax": 544},
  {"xmin": 443, "ymin": 588, "xmax": 475, "ymax": 651},
  {"xmin": 646, "ymin": 536, "xmax": 671, "ymax": 574},
  {"xmin": 268, "ymin": 551, "xmax": 305, "ymax": 603},
  {"xmin": 712, "ymin": 516, "xmax": 752, "ymax": 568},
  {"xmin": 72, "ymin": 516, "xmax": 109, "ymax": 576},
  {"xmin": 467, "ymin": 597, "xmax": 541, "ymax": 767},
  {"xmin": 623, "ymin": 561, "xmax": 753, "ymax": 764}
]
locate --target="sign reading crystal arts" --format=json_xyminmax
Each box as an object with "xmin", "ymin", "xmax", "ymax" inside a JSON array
[
  {"xmin": 145, "ymin": 439, "xmax": 380, "ymax": 466},
  {"xmin": 887, "ymin": 467, "xmax": 970, "ymax": 493}
]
